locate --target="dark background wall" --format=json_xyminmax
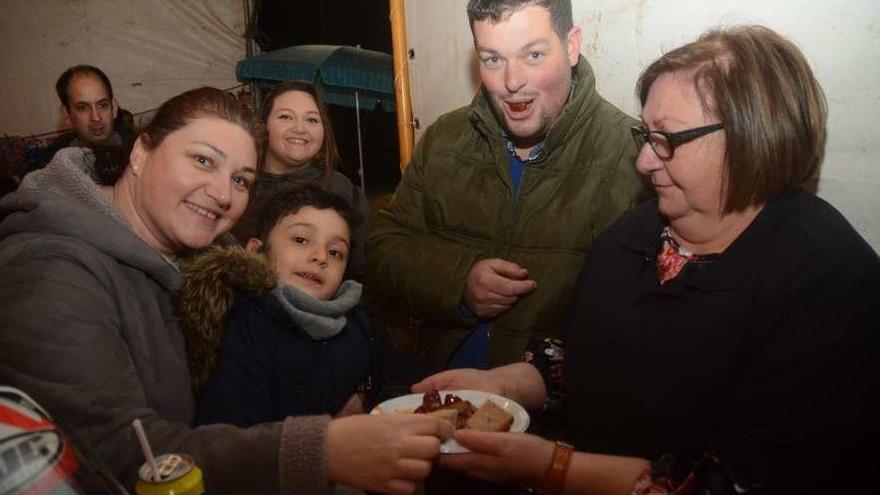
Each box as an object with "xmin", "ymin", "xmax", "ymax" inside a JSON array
[
  {"xmin": 258, "ymin": 0, "xmax": 393, "ymax": 53},
  {"xmin": 256, "ymin": 0, "xmax": 400, "ymax": 196}
]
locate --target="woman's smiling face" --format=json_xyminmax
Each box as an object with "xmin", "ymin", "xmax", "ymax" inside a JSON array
[
  {"xmin": 129, "ymin": 117, "xmax": 257, "ymax": 254},
  {"xmin": 264, "ymin": 90, "xmax": 325, "ymax": 172}
]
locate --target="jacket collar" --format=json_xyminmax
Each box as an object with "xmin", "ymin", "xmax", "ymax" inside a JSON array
[
  {"xmin": 257, "ymin": 162, "xmax": 325, "ymax": 186},
  {"xmin": 70, "ymin": 131, "xmax": 122, "ymax": 148},
  {"xmin": 466, "ymin": 55, "xmax": 601, "ymax": 162},
  {"xmin": 177, "ymin": 245, "xmax": 277, "ymax": 389},
  {"xmin": 622, "ymin": 197, "xmax": 790, "ymax": 291}
]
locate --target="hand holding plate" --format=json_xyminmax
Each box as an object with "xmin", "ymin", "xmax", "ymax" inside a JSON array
[
  {"xmin": 412, "ymin": 368, "xmax": 504, "ymax": 396},
  {"xmin": 412, "ymin": 363, "xmax": 547, "ymax": 410}
]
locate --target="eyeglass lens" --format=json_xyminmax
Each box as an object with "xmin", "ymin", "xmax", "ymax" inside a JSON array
[
  {"xmin": 648, "ymin": 134, "xmax": 673, "ymax": 158},
  {"xmin": 631, "ymin": 127, "xmax": 673, "ymax": 159}
]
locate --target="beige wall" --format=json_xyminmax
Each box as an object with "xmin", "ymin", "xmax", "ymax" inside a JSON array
[
  {"xmin": 403, "ymin": 0, "xmax": 880, "ymax": 252},
  {"xmin": 0, "ymin": 0, "xmax": 245, "ymax": 137}
]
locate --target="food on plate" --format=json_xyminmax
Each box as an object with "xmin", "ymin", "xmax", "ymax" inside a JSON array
[
  {"xmin": 465, "ymin": 399, "xmax": 515, "ymax": 432},
  {"xmin": 414, "ymin": 390, "xmax": 512, "ymax": 432}
]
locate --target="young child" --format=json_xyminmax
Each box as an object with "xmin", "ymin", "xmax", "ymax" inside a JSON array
[{"xmin": 178, "ymin": 182, "xmax": 399, "ymax": 426}]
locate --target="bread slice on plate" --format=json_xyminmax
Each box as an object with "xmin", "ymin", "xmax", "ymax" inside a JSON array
[{"xmin": 464, "ymin": 400, "xmax": 514, "ymax": 432}]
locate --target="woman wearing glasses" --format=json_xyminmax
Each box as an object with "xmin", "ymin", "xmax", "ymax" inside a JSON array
[{"xmin": 413, "ymin": 25, "xmax": 880, "ymax": 495}]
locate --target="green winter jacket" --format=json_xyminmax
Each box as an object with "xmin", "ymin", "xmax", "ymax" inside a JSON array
[{"xmin": 366, "ymin": 57, "xmax": 647, "ymax": 368}]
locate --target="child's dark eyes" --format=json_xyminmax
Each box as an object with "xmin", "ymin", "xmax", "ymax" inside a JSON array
[
  {"xmin": 329, "ymin": 249, "xmax": 346, "ymax": 260},
  {"xmin": 293, "ymin": 236, "xmax": 308, "ymax": 244}
]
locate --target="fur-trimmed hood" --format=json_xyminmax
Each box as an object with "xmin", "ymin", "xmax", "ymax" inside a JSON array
[{"xmin": 177, "ymin": 245, "xmax": 276, "ymax": 389}]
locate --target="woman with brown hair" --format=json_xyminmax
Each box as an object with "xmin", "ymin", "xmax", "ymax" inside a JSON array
[
  {"xmin": 233, "ymin": 80, "xmax": 371, "ymax": 279},
  {"xmin": 0, "ymin": 87, "xmax": 449, "ymax": 495},
  {"xmin": 413, "ymin": 25, "xmax": 880, "ymax": 494}
]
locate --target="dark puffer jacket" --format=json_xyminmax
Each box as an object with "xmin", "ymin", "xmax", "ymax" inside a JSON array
[{"xmin": 177, "ymin": 246, "xmax": 430, "ymax": 425}]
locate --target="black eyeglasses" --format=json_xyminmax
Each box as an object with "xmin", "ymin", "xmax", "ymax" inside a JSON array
[{"xmin": 630, "ymin": 123, "xmax": 724, "ymax": 160}]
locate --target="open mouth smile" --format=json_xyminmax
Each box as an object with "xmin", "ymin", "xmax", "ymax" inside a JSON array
[
  {"xmin": 503, "ymin": 98, "xmax": 536, "ymax": 120},
  {"xmin": 295, "ymin": 271, "xmax": 323, "ymax": 285},
  {"xmin": 507, "ymin": 100, "xmax": 531, "ymax": 112},
  {"xmin": 184, "ymin": 201, "xmax": 220, "ymax": 221}
]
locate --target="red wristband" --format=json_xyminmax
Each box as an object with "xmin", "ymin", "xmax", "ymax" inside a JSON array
[{"xmin": 539, "ymin": 441, "xmax": 574, "ymax": 495}]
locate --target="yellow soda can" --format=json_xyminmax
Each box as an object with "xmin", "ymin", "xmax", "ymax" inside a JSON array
[{"xmin": 134, "ymin": 453, "xmax": 205, "ymax": 495}]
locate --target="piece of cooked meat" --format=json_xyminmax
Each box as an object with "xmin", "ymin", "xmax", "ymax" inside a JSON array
[
  {"xmin": 438, "ymin": 399, "xmax": 477, "ymax": 428},
  {"xmin": 464, "ymin": 400, "xmax": 514, "ymax": 432},
  {"xmin": 414, "ymin": 390, "xmax": 442, "ymax": 413}
]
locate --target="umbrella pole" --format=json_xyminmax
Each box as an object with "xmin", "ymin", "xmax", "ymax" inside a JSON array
[
  {"xmin": 390, "ymin": 0, "xmax": 414, "ymax": 173},
  {"xmin": 354, "ymin": 90, "xmax": 366, "ymax": 193}
]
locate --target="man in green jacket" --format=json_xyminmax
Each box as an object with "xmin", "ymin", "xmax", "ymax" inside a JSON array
[{"xmin": 367, "ymin": 0, "xmax": 645, "ymax": 369}]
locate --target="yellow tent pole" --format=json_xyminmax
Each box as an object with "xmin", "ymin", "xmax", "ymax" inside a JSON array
[{"xmin": 389, "ymin": 0, "xmax": 414, "ymax": 173}]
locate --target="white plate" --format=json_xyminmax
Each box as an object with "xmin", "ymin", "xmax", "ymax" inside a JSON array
[{"xmin": 369, "ymin": 390, "xmax": 530, "ymax": 454}]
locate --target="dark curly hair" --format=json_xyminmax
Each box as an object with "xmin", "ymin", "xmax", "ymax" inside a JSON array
[{"xmin": 255, "ymin": 181, "xmax": 361, "ymax": 251}]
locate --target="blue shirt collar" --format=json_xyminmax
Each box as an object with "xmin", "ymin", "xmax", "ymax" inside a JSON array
[{"xmin": 504, "ymin": 138, "xmax": 545, "ymax": 162}]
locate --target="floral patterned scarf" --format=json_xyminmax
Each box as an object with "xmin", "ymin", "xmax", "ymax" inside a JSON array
[{"xmin": 656, "ymin": 227, "xmax": 702, "ymax": 284}]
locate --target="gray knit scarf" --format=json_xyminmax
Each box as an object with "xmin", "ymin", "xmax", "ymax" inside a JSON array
[{"xmin": 270, "ymin": 279, "xmax": 363, "ymax": 340}]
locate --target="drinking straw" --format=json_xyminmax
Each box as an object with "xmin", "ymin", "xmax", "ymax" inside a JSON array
[{"xmin": 132, "ymin": 419, "xmax": 161, "ymax": 482}]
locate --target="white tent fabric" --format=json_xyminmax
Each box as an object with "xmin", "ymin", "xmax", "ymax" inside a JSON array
[{"xmin": 0, "ymin": 0, "xmax": 245, "ymax": 137}]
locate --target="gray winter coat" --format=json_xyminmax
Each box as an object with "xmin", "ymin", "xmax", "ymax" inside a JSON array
[{"xmin": 0, "ymin": 148, "xmax": 331, "ymax": 495}]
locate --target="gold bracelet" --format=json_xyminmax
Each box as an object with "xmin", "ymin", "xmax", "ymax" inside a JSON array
[{"xmin": 539, "ymin": 440, "xmax": 575, "ymax": 495}]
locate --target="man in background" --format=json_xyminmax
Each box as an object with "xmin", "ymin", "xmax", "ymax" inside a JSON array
[{"xmin": 42, "ymin": 65, "xmax": 134, "ymax": 163}]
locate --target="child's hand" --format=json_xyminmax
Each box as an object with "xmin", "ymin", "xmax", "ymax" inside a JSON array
[{"xmin": 336, "ymin": 393, "xmax": 365, "ymax": 417}]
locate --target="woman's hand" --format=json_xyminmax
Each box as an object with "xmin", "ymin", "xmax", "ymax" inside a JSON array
[
  {"xmin": 412, "ymin": 368, "xmax": 505, "ymax": 396},
  {"xmin": 444, "ymin": 431, "xmax": 650, "ymax": 495},
  {"xmin": 412, "ymin": 362, "xmax": 547, "ymax": 410},
  {"xmin": 439, "ymin": 430, "xmax": 555, "ymax": 486},
  {"xmin": 326, "ymin": 413, "xmax": 453, "ymax": 495}
]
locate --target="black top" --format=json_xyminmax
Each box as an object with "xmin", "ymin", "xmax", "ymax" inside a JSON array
[
  {"xmin": 195, "ymin": 294, "xmax": 433, "ymax": 426},
  {"xmin": 565, "ymin": 193, "xmax": 880, "ymax": 494}
]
